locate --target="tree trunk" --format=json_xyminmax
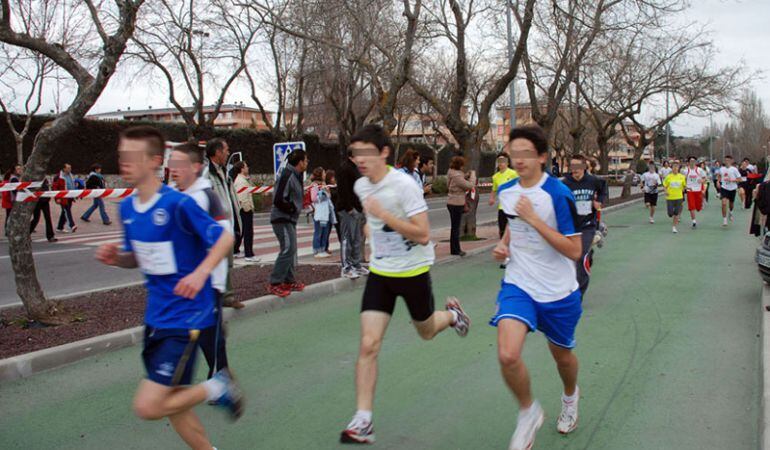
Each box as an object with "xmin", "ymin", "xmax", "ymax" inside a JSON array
[
  {"xmin": 621, "ymin": 171, "xmax": 633, "ymax": 198},
  {"xmin": 16, "ymin": 138, "xmax": 23, "ymax": 165},
  {"xmin": 460, "ymin": 189, "xmax": 480, "ymax": 239}
]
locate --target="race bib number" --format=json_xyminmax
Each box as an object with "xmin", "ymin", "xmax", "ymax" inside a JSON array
[
  {"xmin": 576, "ymin": 200, "xmax": 593, "ymax": 216},
  {"xmin": 372, "ymin": 230, "xmax": 411, "ymax": 258},
  {"xmin": 131, "ymin": 240, "xmax": 177, "ymax": 275},
  {"xmin": 508, "ymin": 219, "xmax": 540, "ymax": 250}
]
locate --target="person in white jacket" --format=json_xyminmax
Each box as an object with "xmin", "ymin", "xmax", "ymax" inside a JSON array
[{"xmin": 232, "ymin": 161, "xmax": 259, "ymax": 262}]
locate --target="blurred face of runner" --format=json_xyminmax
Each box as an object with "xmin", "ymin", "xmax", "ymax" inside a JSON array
[
  {"xmin": 672, "ymin": 162, "xmax": 681, "ymax": 174},
  {"xmin": 350, "ymin": 141, "xmax": 388, "ymax": 179},
  {"xmin": 509, "ymin": 138, "xmax": 545, "ymax": 181},
  {"xmin": 725, "ymin": 157, "xmax": 733, "ymax": 167},
  {"xmin": 570, "ymin": 158, "xmax": 586, "ymax": 181},
  {"xmin": 689, "ymin": 158, "xmax": 696, "ymax": 168},
  {"xmin": 168, "ymin": 150, "xmax": 199, "ymax": 191},
  {"xmin": 119, "ymin": 138, "xmax": 162, "ymax": 186},
  {"xmin": 497, "ymin": 158, "xmax": 509, "ymax": 172}
]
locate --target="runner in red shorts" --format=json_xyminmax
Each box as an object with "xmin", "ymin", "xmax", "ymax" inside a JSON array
[{"xmin": 684, "ymin": 156, "xmax": 707, "ymax": 229}]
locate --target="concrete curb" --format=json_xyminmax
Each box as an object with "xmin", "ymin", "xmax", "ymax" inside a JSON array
[
  {"xmin": 0, "ymin": 197, "xmax": 642, "ymax": 382},
  {"xmin": 762, "ymin": 283, "xmax": 770, "ymax": 450}
]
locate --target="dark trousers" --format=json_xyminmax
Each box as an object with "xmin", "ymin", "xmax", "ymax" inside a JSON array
[
  {"xmin": 577, "ymin": 226, "xmax": 596, "ymax": 296},
  {"xmin": 447, "ymin": 204, "xmax": 465, "ymax": 255},
  {"xmin": 4, "ymin": 208, "xmax": 10, "ymax": 227},
  {"xmin": 57, "ymin": 204, "xmax": 74, "ymax": 230},
  {"xmin": 234, "ymin": 210, "xmax": 254, "ymax": 257},
  {"xmin": 497, "ymin": 209, "xmax": 507, "ymax": 238},
  {"xmin": 30, "ymin": 200, "xmax": 55, "ymax": 240},
  {"xmin": 198, "ymin": 294, "xmax": 229, "ymax": 379},
  {"xmin": 270, "ymin": 222, "xmax": 297, "ymax": 285}
]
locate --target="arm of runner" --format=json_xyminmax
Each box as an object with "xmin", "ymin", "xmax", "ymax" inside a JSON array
[
  {"xmin": 364, "ymin": 196, "xmax": 430, "ymax": 245},
  {"xmin": 95, "ymin": 243, "xmax": 138, "ymax": 268},
  {"xmin": 174, "ymin": 230, "xmax": 234, "ymax": 299},
  {"xmin": 515, "ymin": 195, "xmax": 581, "ymax": 261},
  {"xmin": 493, "ymin": 227, "xmax": 510, "ymax": 262}
]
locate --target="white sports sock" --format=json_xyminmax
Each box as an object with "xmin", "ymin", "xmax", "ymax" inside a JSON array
[
  {"xmin": 449, "ymin": 309, "xmax": 459, "ymax": 325},
  {"xmin": 562, "ymin": 388, "xmax": 579, "ymax": 404},
  {"xmin": 355, "ymin": 410, "xmax": 372, "ymax": 423},
  {"xmin": 203, "ymin": 377, "xmax": 227, "ymax": 401}
]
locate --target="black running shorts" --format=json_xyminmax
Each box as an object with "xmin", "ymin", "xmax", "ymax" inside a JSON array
[
  {"xmin": 720, "ymin": 188, "xmax": 737, "ymax": 202},
  {"xmin": 644, "ymin": 193, "xmax": 658, "ymax": 206},
  {"xmin": 361, "ymin": 271, "xmax": 435, "ymax": 322}
]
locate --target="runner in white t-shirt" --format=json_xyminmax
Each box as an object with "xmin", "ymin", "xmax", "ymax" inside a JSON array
[
  {"xmin": 641, "ymin": 163, "xmax": 662, "ymax": 223},
  {"xmin": 491, "ymin": 125, "xmax": 583, "ymax": 450},
  {"xmin": 684, "ymin": 156, "xmax": 707, "ymax": 228},
  {"xmin": 339, "ymin": 124, "xmax": 470, "ymax": 445},
  {"xmin": 718, "ymin": 155, "xmax": 743, "ymax": 226}
]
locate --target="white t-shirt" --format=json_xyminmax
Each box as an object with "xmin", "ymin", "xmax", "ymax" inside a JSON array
[
  {"xmin": 684, "ymin": 167, "xmax": 707, "ymax": 192},
  {"xmin": 659, "ymin": 167, "xmax": 672, "ymax": 180},
  {"xmin": 719, "ymin": 166, "xmax": 742, "ymax": 191},
  {"xmin": 354, "ymin": 168, "xmax": 434, "ymax": 276},
  {"xmin": 748, "ymin": 164, "xmax": 758, "ymax": 174},
  {"xmin": 641, "ymin": 172, "xmax": 662, "ymax": 194},
  {"xmin": 499, "ymin": 173, "xmax": 580, "ymax": 303}
]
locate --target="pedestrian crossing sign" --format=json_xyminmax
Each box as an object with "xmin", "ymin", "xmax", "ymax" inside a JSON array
[{"xmin": 273, "ymin": 141, "xmax": 305, "ymax": 181}]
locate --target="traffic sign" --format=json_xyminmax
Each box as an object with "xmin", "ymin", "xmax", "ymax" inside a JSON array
[{"xmin": 273, "ymin": 141, "xmax": 305, "ymax": 181}]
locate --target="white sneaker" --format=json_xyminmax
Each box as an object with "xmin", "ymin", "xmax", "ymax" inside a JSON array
[
  {"xmin": 509, "ymin": 400, "xmax": 544, "ymax": 450},
  {"xmin": 729, "ymin": 212, "xmax": 734, "ymax": 222},
  {"xmin": 234, "ymin": 252, "xmax": 244, "ymax": 259},
  {"xmin": 557, "ymin": 388, "xmax": 579, "ymax": 434},
  {"xmin": 723, "ymin": 217, "xmax": 728, "ymax": 227},
  {"xmin": 342, "ymin": 268, "xmax": 360, "ymax": 280},
  {"xmin": 354, "ymin": 266, "xmax": 370, "ymax": 277},
  {"xmin": 314, "ymin": 253, "xmax": 325, "ymax": 259},
  {"xmin": 672, "ymin": 226, "xmax": 678, "ymax": 234},
  {"xmin": 244, "ymin": 256, "xmax": 260, "ymax": 263},
  {"xmin": 691, "ymin": 221, "xmax": 697, "ymax": 229},
  {"xmin": 649, "ymin": 217, "xmax": 654, "ymax": 224}
]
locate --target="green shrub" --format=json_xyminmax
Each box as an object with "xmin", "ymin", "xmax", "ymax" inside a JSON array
[{"xmin": 432, "ymin": 175, "xmax": 448, "ymax": 194}]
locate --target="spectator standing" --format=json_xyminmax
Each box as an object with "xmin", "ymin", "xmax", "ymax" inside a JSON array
[
  {"xmin": 417, "ymin": 155, "xmax": 435, "ymax": 196},
  {"xmin": 398, "ymin": 148, "xmax": 422, "ymax": 187},
  {"xmin": 310, "ymin": 167, "xmax": 335, "ymax": 258},
  {"xmin": 232, "ymin": 161, "xmax": 259, "ymax": 263},
  {"xmin": 80, "ymin": 164, "xmax": 112, "ymax": 225},
  {"xmin": 205, "ymin": 138, "xmax": 243, "ymax": 309},
  {"xmin": 2, "ymin": 164, "xmax": 22, "ymax": 228},
  {"xmin": 54, "ymin": 163, "xmax": 77, "ymax": 233},
  {"xmin": 269, "ymin": 150, "xmax": 308, "ymax": 297},
  {"xmin": 446, "ymin": 156, "xmax": 476, "ymax": 256},
  {"xmin": 30, "ymin": 176, "xmax": 57, "ymax": 242},
  {"xmin": 337, "ymin": 150, "xmax": 368, "ymax": 279},
  {"xmin": 325, "ymin": 169, "xmax": 340, "ymax": 254}
]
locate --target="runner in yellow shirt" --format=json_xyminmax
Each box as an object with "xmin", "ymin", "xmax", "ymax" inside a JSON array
[
  {"xmin": 663, "ymin": 161, "xmax": 686, "ymax": 234},
  {"xmin": 489, "ymin": 153, "xmax": 519, "ymax": 238}
]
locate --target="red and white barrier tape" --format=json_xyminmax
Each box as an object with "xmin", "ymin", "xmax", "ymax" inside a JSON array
[
  {"xmin": 16, "ymin": 188, "xmax": 136, "ymax": 203},
  {"xmin": 0, "ymin": 181, "xmax": 43, "ymax": 192},
  {"xmin": 236, "ymin": 184, "xmax": 318, "ymax": 195}
]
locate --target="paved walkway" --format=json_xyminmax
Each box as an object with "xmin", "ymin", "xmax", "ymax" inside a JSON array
[{"xmin": 0, "ymin": 200, "xmax": 761, "ymax": 449}]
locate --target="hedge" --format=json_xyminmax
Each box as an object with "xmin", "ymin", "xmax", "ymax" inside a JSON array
[{"xmin": 1, "ymin": 114, "xmax": 498, "ymax": 177}]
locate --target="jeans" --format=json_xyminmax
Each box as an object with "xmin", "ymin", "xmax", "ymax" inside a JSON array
[
  {"xmin": 57, "ymin": 203, "xmax": 75, "ymax": 230},
  {"xmin": 447, "ymin": 204, "xmax": 465, "ymax": 255},
  {"xmin": 270, "ymin": 222, "xmax": 297, "ymax": 285},
  {"xmin": 234, "ymin": 210, "xmax": 254, "ymax": 257},
  {"xmin": 30, "ymin": 200, "xmax": 55, "ymax": 240},
  {"xmin": 339, "ymin": 210, "xmax": 364, "ymax": 271},
  {"xmin": 81, "ymin": 198, "xmax": 110, "ymax": 224},
  {"xmin": 313, "ymin": 220, "xmax": 331, "ymax": 253}
]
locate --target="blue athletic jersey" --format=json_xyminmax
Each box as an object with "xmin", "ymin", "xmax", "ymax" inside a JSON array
[{"xmin": 120, "ymin": 185, "xmax": 225, "ymax": 329}]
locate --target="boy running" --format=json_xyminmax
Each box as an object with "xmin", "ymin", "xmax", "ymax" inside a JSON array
[
  {"xmin": 96, "ymin": 126, "xmax": 243, "ymax": 450},
  {"xmin": 684, "ymin": 156, "xmax": 707, "ymax": 228},
  {"xmin": 663, "ymin": 161, "xmax": 686, "ymax": 233},
  {"xmin": 717, "ymin": 155, "xmax": 743, "ymax": 226},
  {"xmin": 340, "ymin": 124, "xmax": 470, "ymax": 444},
  {"xmin": 641, "ymin": 162, "xmax": 662, "ymax": 223},
  {"xmin": 490, "ymin": 125, "xmax": 583, "ymax": 450}
]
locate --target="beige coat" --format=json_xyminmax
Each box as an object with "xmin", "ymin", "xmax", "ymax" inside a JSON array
[
  {"xmin": 447, "ymin": 169, "xmax": 476, "ymax": 206},
  {"xmin": 234, "ymin": 173, "xmax": 254, "ymax": 212}
]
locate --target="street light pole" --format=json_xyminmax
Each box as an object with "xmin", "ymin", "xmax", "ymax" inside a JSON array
[
  {"xmin": 506, "ymin": 0, "xmax": 515, "ymax": 131},
  {"xmin": 665, "ymin": 91, "xmax": 670, "ymax": 159}
]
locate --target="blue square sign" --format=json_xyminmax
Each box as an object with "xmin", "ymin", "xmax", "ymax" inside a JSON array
[{"xmin": 273, "ymin": 141, "xmax": 306, "ymax": 181}]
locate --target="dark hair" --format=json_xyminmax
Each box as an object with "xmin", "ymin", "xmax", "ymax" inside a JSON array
[
  {"xmin": 743, "ymin": 157, "xmax": 751, "ymax": 162},
  {"xmin": 570, "ymin": 154, "xmax": 586, "ymax": 162},
  {"xmin": 350, "ymin": 124, "xmax": 393, "ymax": 153},
  {"xmin": 174, "ymin": 143, "xmax": 204, "ymax": 164},
  {"xmin": 325, "ymin": 169, "xmax": 336, "ymax": 185},
  {"xmin": 205, "ymin": 138, "xmax": 227, "ymax": 158},
  {"xmin": 497, "ymin": 152, "xmax": 511, "ymax": 166},
  {"xmin": 419, "ymin": 155, "xmax": 434, "ymax": 169},
  {"xmin": 287, "ymin": 149, "xmax": 307, "ymax": 166},
  {"xmin": 450, "ymin": 155, "xmax": 465, "ymax": 170},
  {"xmin": 90, "ymin": 163, "xmax": 102, "ymax": 172},
  {"xmin": 509, "ymin": 124, "xmax": 548, "ymax": 155},
  {"xmin": 399, "ymin": 149, "xmax": 419, "ymax": 170},
  {"xmin": 120, "ymin": 126, "xmax": 165, "ymax": 157},
  {"xmin": 231, "ymin": 161, "xmax": 246, "ymax": 177},
  {"xmin": 62, "ymin": 162, "xmax": 71, "ymax": 168},
  {"xmin": 687, "ymin": 155, "xmax": 696, "ymax": 162},
  {"xmin": 725, "ymin": 155, "xmax": 733, "ymax": 159},
  {"xmin": 311, "ymin": 166, "xmax": 325, "ymax": 181},
  {"xmin": 648, "ymin": 162, "xmax": 657, "ymax": 172}
]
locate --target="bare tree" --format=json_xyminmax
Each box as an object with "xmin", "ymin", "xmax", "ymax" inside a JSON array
[
  {"xmin": 128, "ymin": 0, "xmax": 258, "ymax": 141},
  {"xmin": 0, "ymin": 0, "xmax": 144, "ymax": 323},
  {"xmin": 732, "ymin": 89, "xmax": 769, "ymax": 162}
]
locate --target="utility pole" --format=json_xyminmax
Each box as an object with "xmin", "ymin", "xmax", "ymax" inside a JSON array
[
  {"xmin": 665, "ymin": 91, "xmax": 670, "ymax": 159},
  {"xmin": 506, "ymin": 0, "xmax": 515, "ymax": 132},
  {"xmin": 709, "ymin": 113, "xmax": 714, "ymax": 162}
]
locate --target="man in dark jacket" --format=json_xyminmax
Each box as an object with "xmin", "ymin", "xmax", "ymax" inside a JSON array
[
  {"xmin": 80, "ymin": 164, "xmax": 111, "ymax": 225},
  {"xmin": 562, "ymin": 154, "xmax": 603, "ymax": 296},
  {"xmin": 269, "ymin": 149, "xmax": 308, "ymax": 297},
  {"xmin": 336, "ymin": 152, "xmax": 367, "ymax": 279}
]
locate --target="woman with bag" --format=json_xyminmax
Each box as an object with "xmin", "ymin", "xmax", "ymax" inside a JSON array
[{"xmin": 446, "ymin": 156, "xmax": 476, "ymax": 256}]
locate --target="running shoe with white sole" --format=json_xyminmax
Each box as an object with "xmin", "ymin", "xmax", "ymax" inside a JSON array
[
  {"xmin": 340, "ymin": 416, "xmax": 375, "ymax": 444},
  {"xmin": 509, "ymin": 400, "xmax": 544, "ymax": 450},
  {"xmin": 446, "ymin": 297, "xmax": 470, "ymax": 337},
  {"xmin": 354, "ymin": 266, "xmax": 370, "ymax": 277},
  {"xmin": 556, "ymin": 387, "xmax": 579, "ymax": 434},
  {"xmin": 342, "ymin": 268, "xmax": 360, "ymax": 280},
  {"xmin": 211, "ymin": 369, "xmax": 245, "ymax": 421}
]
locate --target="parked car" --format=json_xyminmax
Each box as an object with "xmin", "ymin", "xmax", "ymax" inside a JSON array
[{"xmin": 756, "ymin": 232, "xmax": 770, "ymax": 284}]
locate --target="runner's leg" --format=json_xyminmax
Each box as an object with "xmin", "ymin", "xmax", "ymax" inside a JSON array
[
  {"xmin": 356, "ymin": 311, "xmax": 391, "ymax": 411},
  {"xmin": 547, "ymin": 343, "xmax": 578, "ymax": 396},
  {"xmin": 168, "ymin": 409, "xmax": 212, "ymax": 450},
  {"xmin": 498, "ymin": 319, "xmax": 533, "ymax": 408},
  {"xmin": 132, "ymin": 380, "xmax": 208, "ymax": 420}
]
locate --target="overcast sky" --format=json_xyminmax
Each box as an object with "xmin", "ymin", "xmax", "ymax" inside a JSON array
[{"xmin": 25, "ymin": 0, "xmax": 770, "ymax": 138}]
